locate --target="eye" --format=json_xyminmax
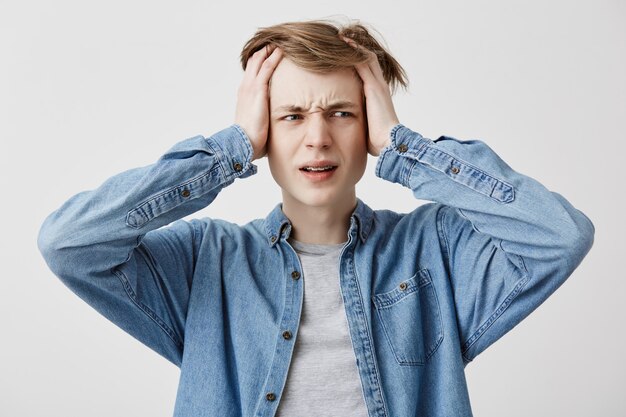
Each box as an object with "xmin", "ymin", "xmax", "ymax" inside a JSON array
[
  {"xmin": 283, "ymin": 114, "xmax": 302, "ymax": 121},
  {"xmin": 332, "ymin": 111, "xmax": 352, "ymax": 118}
]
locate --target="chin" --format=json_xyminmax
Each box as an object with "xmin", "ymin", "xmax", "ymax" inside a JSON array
[{"xmin": 292, "ymin": 190, "xmax": 339, "ymax": 208}]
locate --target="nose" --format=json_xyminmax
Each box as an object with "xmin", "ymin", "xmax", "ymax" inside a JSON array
[{"xmin": 303, "ymin": 113, "xmax": 332, "ymax": 149}]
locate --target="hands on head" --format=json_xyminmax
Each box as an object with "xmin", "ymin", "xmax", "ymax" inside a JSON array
[
  {"xmin": 340, "ymin": 36, "xmax": 399, "ymax": 156},
  {"xmin": 234, "ymin": 39, "xmax": 400, "ymax": 162},
  {"xmin": 234, "ymin": 44, "xmax": 284, "ymax": 162}
]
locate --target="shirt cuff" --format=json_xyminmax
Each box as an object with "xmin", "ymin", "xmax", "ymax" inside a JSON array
[
  {"xmin": 375, "ymin": 124, "xmax": 433, "ymax": 188},
  {"xmin": 205, "ymin": 124, "xmax": 258, "ymax": 182}
]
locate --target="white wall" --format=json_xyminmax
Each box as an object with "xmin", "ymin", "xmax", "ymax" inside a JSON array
[{"xmin": 2, "ymin": 0, "xmax": 623, "ymax": 415}]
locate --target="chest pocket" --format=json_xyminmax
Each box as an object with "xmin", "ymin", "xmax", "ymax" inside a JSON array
[{"xmin": 372, "ymin": 268, "xmax": 443, "ymax": 366}]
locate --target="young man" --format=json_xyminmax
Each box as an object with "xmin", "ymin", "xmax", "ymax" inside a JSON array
[{"xmin": 38, "ymin": 19, "xmax": 594, "ymax": 417}]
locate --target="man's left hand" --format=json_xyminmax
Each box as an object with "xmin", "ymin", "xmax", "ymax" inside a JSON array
[{"xmin": 341, "ymin": 36, "xmax": 400, "ymax": 157}]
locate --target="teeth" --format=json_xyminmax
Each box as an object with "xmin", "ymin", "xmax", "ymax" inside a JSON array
[{"xmin": 303, "ymin": 166, "xmax": 334, "ymax": 172}]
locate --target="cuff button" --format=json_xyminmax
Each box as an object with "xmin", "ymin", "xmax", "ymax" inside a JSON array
[
  {"xmin": 181, "ymin": 189, "xmax": 191, "ymax": 198},
  {"xmin": 233, "ymin": 162, "xmax": 243, "ymax": 171},
  {"xmin": 451, "ymin": 166, "xmax": 460, "ymax": 174}
]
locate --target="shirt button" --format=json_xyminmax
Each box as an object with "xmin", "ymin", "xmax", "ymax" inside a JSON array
[
  {"xmin": 233, "ymin": 162, "xmax": 243, "ymax": 171},
  {"xmin": 266, "ymin": 392, "xmax": 276, "ymax": 401},
  {"xmin": 291, "ymin": 270, "xmax": 300, "ymax": 280},
  {"xmin": 282, "ymin": 330, "xmax": 292, "ymax": 340},
  {"xmin": 270, "ymin": 236, "xmax": 277, "ymax": 243},
  {"xmin": 397, "ymin": 143, "xmax": 408, "ymax": 153},
  {"xmin": 181, "ymin": 189, "xmax": 191, "ymax": 198},
  {"xmin": 451, "ymin": 166, "xmax": 460, "ymax": 174},
  {"xmin": 399, "ymin": 282, "xmax": 407, "ymax": 291}
]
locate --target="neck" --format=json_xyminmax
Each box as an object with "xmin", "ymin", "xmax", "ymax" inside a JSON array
[{"xmin": 282, "ymin": 191, "xmax": 357, "ymax": 245}]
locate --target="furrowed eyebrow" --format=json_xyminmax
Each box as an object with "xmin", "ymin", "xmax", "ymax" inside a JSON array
[{"xmin": 272, "ymin": 100, "xmax": 359, "ymax": 114}]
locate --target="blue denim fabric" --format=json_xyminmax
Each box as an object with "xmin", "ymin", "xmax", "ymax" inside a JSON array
[{"xmin": 37, "ymin": 123, "xmax": 594, "ymax": 416}]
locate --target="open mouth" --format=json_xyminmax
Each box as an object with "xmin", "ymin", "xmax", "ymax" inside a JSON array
[
  {"xmin": 299, "ymin": 166, "xmax": 338, "ymax": 173},
  {"xmin": 299, "ymin": 165, "xmax": 338, "ymax": 181}
]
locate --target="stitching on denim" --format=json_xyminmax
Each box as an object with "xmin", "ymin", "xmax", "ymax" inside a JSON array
[
  {"xmin": 443, "ymin": 205, "xmax": 532, "ymax": 360},
  {"xmin": 371, "ymin": 266, "xmax": 444, "ymax": 366},
  {"xmin": 422, "ymin": 145, "xmax": 515, "ymax": 203},
  {"xmin": 111, "ymin": 267, "xmax": 183, "ymax": 349},
  {"xmin": 374, "ymin": 285, "xmax": 418, "ymax": 309},
  {"xmin": 375, "ymin": 307, "xmax": 408, "ymax": 365},
  {"xmin": 126, "ymin": 167, "xmax": 218, "ymax": 229},
  {"xmin": 349, "ymin": 250, "xmax": 389, "ymax": 416},
  {"xmin": 438, "ymin": 206, "xmax": 453, "ymax": 278},
  {"xmin": 390, "ymin": 123, "xmax": 403, "ymax": 141},
  {"xmin": 190, "ymin": 219, "xmax": 200, "ymax": 273},
  {"xmin": 440, "ymin": 205, "xmax": 472, "ymax": 365},
  {"xmin": 371, "ymin": 269, "xmax": 433, "ymax": 309},
  {"xmin": 374, "ymin": 147, "xmax": 392, "ymax": 179},
  {"xmin": 460, "ymin": 271, "xmax": 530, "ymax": 358},
  {"xmin": 205, "ymin": 135, "xmax": 229, "ymax": 182},
  {"xmin": 232, "ymin": 123, "xmax": 254, "ymax": 163},
  {"xmin": 372, "ymin": 274, "xmax": 418, "ymax": 308},
  {"xmin": 424, "ymin": 145, "xmax": 514, "ymax": 191},
  {"xmin": 423, "ymin": 272, "xmax": 445, "ymax": 362},
  {"xmin": 416, "ymin": 137, "xmax": 432, "ymax": 155},
  {"xmin": 403, "ymin": 159, "xmax": 419, "ymax": 189}
]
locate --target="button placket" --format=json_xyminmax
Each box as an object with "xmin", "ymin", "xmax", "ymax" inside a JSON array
[{"xmin": 255, "ymin": 245, "xmax": 303, "ymax": 415}]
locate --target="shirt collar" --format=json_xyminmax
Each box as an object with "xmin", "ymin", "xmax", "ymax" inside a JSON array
[{"xmin": 263, "ymin": 198, "xmax": 374, "ymax": 247}]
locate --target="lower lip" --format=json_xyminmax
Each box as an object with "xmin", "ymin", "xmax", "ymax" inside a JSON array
[{"xmin": 300, "ymin": 167, "xmax": 338, "ymax": 182}]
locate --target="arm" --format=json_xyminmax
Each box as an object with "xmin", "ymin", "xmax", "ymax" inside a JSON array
[
  {"xmin": 37, "ymin": 45, "xmax": 284, "ymax": 367},
  {"xmin": 375, "ymin": 124, "xmax": 595, "ymax": 363},
  {"xmin": 37, "ymin": 125, "xmax": 257, "ymax": 366},
  {"xmin": 342, "ymin": 36, "xmax": 595, "ymax": 364}
]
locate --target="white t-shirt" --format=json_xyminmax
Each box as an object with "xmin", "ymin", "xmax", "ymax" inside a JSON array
[{"xmin": 275, "ymin": 237, "xmax": 369, "ymax": 417}]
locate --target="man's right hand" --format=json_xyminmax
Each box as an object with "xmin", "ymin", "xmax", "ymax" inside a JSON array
[{"xmin": 234, "ymin": 45, "xmax": 284, "ymax": 162}]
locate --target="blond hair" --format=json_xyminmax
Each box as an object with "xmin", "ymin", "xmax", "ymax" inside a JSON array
[{"xmin": 239, "ymin": 18, "xmax": 409, "ymax": 95}]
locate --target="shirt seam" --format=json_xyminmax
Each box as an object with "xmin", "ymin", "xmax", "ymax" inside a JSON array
[
  {"xmin": 350, "ymin": 248, "xmax": 390, "ymax": 416},
  {"xmin": 439, "ymin": 205, "xmax": 531, "ymax": 364},
  {"xmin": 204, "ymin": 137, "xmax": 229, "ymax": 183},
  {"xmin": 110, "ymin": 265, "xmax": 184, "ymax": 351}
]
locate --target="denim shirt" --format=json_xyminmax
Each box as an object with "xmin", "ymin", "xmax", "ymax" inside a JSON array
[{"xmin": 37, "ymin": 123, "xmax": 595, "ymax": 417}]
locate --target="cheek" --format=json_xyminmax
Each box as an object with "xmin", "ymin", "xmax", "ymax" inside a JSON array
[
  {"xmin": 266, "ymin": 134, "xmax": 293, "ymax": 171},
  {"xmin": 266, "ymin": 126, "xmax": 282, "ymax": 154},
  {"xmin": 354, "ymin": 124, "xmax": 368, "ymax": 147}
]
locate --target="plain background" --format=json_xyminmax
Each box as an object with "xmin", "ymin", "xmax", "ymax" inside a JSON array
[{"xmin": 2, "ymin": 0, "xmax": 624, "ymax": 416}]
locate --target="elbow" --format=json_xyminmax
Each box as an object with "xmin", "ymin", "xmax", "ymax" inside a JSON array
[
  {"xmin": 573, "ymin": 210, "xmax": 595, "ymax": 256},
  {"xmin": 562, "ymin": 211, "xmax": 595, "ymax": 272},
  {"xmin": 37, "ymin": 218, "xmax": 61, "ymax": 275},
  {"xmin": 37, "ymin": 214, "xmax": 72, "ymax": 278}
]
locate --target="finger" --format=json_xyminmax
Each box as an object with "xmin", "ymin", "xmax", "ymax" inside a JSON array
[
  {"xmin": 341, "ymin": 37, "xmax": 373, "ymax": 82},
  {"xmin": 359, "ymin": 49, "xmax": 385, "ymax": 83},
  {"xmin": 245, "ymin": 44, "xmax": 278, "ymax": 80},
  {"xmin": 341, "ymin": 36, "xmax": 385, "ymax": 84},
  {"xmin": 256, "ymin": 46, "xmax": 283, "ymax": 84}
]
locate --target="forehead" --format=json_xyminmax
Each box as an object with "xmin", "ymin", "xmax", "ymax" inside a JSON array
[{"xmin": 270, "ymin": 58, "xmax": 362, "ymax": 111}]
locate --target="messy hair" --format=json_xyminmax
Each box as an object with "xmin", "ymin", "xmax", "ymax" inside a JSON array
[{"xmin": 239, "ymin": 18, "xmax": 409, "ymax": 95}]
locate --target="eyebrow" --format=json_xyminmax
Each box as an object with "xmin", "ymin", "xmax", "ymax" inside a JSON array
[{"xmin": 272, "ymin": 100, "xmax": 359, "ymax": 114}]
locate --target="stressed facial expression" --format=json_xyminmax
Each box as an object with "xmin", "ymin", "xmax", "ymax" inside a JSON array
[{"xmin": 266, "ymin": 57, "xmax": 368, "ymax": 209}]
